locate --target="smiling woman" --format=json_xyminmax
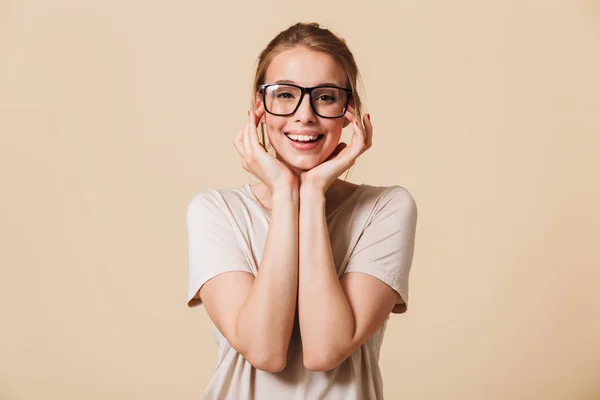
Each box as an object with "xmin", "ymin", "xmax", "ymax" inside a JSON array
[{"xmin": 186, "ymin": 22, "xmax": 418, "ymax": 400}]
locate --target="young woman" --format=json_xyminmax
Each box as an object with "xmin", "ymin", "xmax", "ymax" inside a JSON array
[{"xmin": 186, "ymin": 22, "xmax": 418, "ymax": 400}]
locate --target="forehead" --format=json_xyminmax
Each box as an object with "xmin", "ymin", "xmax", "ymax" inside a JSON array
[{"xmin": 265, "ymin": 46, "xmax": 347, "ymax": 87}]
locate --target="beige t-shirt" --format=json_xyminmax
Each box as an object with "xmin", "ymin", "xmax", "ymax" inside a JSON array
[{"xmin": 186, "ymin": 183, "xmax": 418, "ymax": 400}]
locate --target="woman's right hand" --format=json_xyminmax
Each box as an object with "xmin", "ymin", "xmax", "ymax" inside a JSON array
[{"xmin": 233, "ymin": 104, "xmax": 298, "ymax": 193}]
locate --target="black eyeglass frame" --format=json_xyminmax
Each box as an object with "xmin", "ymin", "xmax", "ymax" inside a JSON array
[{"xmin": 259, "ymin": 83, "xmax": 353, "ymax": 119}]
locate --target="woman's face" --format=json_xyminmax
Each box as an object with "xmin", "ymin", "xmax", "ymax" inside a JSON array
[{"xmin": 256, "ymin": 46, "xmax": 352, "ymax": 173}]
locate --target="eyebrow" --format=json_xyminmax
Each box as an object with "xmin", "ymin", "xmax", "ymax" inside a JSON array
[{"xmin": 275, "ymin": 79, "xmax": 343, "ymax": 87}]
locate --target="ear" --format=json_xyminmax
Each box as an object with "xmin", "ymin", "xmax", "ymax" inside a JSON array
[
  {"xmin": 255, "ymin": 91, "xmax": 266, "ymax": 123},
  {"xmin": 348, "ymin": 96, "xmax": 356, "ymax": 110},
  {"xmin": 342, "ymin": 97, "xmax": 356, "ymax": 128}
]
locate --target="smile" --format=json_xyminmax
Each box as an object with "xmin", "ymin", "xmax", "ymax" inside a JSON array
[{"xmin": 284, "ymin": 133, "xmax": 324, "ymax": 150}]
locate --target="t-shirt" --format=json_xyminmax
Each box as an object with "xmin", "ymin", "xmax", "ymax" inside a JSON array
[{"xmin": 186, "ymin": 183, "xmax": 418, "ymax": 400}]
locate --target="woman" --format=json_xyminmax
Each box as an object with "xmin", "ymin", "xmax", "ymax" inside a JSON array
[{"xmin": 186, "ymin": 22, "xmax": 418, "ymax": 400}]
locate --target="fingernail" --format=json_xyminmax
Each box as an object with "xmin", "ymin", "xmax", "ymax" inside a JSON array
[
  {"xmin": 247, "ymin": 111, "xmax": 250, "ymax": 116},
  {"xmin": 367, "ymin": 114, "xmax": 371, "ymax": 121}
]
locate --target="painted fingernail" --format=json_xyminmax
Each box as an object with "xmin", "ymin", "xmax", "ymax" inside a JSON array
[
  {"xmin": 367, "ymin": 114, "xmax": 371, "ymax": 121},
  {"xmin": 247, "ymin": 111, "xmax": 250, "ymax": 116}
]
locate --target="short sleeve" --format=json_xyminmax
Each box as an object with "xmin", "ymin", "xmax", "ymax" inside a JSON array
[
  {"xmin": 186, "ymin": 190, "xmax": 253, "ymax": 308},
  {"xmin": 343, "ymin": 186, "xmax": 418, "ymax": 314}
]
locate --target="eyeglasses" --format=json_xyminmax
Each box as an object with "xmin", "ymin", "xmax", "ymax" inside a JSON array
[{"xmin": 259, "ymin": 83, "xmax": 352, "ymax": 119}]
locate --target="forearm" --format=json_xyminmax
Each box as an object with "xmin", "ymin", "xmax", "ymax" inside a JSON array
[
  {"xmin": 298, "ymin": 187, "xmax": 354, "ymax": 369},
  {"xmin": 236, "ymin": 185, "xmax": 299, "ymax": 369}
]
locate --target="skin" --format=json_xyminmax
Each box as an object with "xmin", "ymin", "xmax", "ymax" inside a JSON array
[{"xmin": 199, "ymin": 45, "xmax": 400, "ymax": 373}]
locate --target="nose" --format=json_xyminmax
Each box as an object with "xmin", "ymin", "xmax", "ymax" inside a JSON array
[{"xmin": 294, "ymin": 92, "xmax": 317, "ymax": 123}]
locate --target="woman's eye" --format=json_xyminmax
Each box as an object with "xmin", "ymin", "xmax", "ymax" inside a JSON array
[
  {"xmin": 276, "ymin": 92, "xmax": 295, "ymax": 99},
  {"xmin": 317, "ymin": 95, "xmax": 336, "ymax": 102}
]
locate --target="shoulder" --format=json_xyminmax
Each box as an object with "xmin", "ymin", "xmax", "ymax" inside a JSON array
[
  {"xmin": 188, "ymin": 184, "xmax": 250, "ymax": 207},
  {"xmin": 186, "ymin": 185, "xmax": 248, "ymax": 220},
  {"xmin": 362, "ymin": 184, "xmax": 417, "ymax": 222},
  {"xmin": 188, "ymin": 188, "xmax": 218, "ymax": 207},
  {"xmin": 378, "ymin": 185, "xmax": 417, "ymax": 210},
  {"xmin": 187, "ymin": 188, "xmax": 222, "ymax": 216}
]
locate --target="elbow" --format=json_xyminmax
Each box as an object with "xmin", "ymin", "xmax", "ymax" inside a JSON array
[
  {"xmin": 303, "ymin": 348, "xmax": 343, "ymax": 372},
  {"xmin": 232, "ymin": 332, "xmax": 291, "ymax": 373},
  {"xmin": 247, "ymin": 352, "xmax": 287, "ymax": 373},
  {"xmin": 239, "ymin": 344, "xmax": 288, "ymax": 373}
]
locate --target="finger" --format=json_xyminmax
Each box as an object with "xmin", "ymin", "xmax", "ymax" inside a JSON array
[
  {"xmin": 363, "ymin": 113, "xmax": 373, "ymax": 148},
  {"xmin": 344, "ymin": 105, "xmax": 359, "ymax": 126},
  {"xmin": 344, "ymin": 106, "xmax": 367, "ymax": 144},
  {"xmin": 254, "ymin": 103, "xmax": 266, "ymax": 123},
  {"xmin": 349, "ymin": 118, "xmax": 367, "ymax": 157},
  {"xmin": 234, "ymin": 123, "xmax": 245, "ymax": 153},
  {"xmin": 233, "ymin": 128, "xmax": 244, "ymax": 158},
  {"xmin": 242, "ymin": 122, "xmax": 253, "ymax": 162},
  {"xmin": 248, "ymin": 110, "xmax": 266, "ymax": 153}
]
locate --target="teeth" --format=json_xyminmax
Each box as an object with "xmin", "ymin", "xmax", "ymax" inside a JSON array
[{"xmin": 286, "ymin": 134, "xmax": 320, "ymax": 141}]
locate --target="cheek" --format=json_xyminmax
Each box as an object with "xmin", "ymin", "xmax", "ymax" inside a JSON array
[
  {"xmin": 265, "ymin": 117, "xmax": 286, "ymax": 134},
  {"xmin": 264, "ymin": 121, "xmax": 286, "ymax": 149},
  {"xmin": 326, "ymin": 121, "xmax": 344, "ymax": 141}
]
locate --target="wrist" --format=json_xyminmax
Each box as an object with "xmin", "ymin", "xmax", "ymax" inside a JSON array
[
  {"xmin": 270, "ymin": 173, "xmax": 298, "ymax": 193},
  {"xmin": 300, "ymin": 185, "xmax": 326, "ymax": 203},
  {"xmin": 271, "ymin": 183, "xmax": 300, "ymax": 205},
  {"xmin": 300, "ymin": 182, "xmax": 326, "ymax": 197}
]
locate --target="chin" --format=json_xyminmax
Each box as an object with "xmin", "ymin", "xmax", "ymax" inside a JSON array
[
  {"xmin": 273, "ymin": 141, "xmax": 337, "ymax": 171},
  {"xmin": 286, "ymin": 157, "xmax": 320, "ymax": 171}
]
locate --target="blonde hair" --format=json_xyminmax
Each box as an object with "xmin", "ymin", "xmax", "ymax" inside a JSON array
[{"xmin": 250, "ymin": 22, "xmax": 366, "ymax": 180}]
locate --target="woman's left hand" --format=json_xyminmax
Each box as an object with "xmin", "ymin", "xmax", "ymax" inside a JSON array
[{"xmin": 300, "ymin": 106, "xmax": 372, "ymax": 194}]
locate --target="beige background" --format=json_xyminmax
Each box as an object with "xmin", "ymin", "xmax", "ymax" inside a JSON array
[{"xmin": 1, "ymin": 0, "xmax": 599, "ymax": 399}]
